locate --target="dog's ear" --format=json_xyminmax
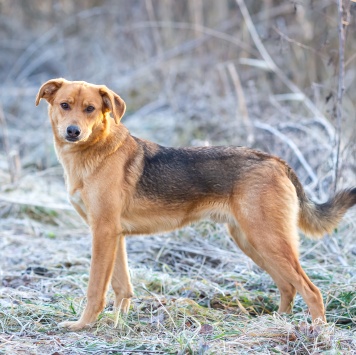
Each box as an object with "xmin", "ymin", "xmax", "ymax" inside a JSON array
[
  {"xmin": 35, "ymin": 78, "xmax": 64, "ymax": 106},
  {"xmin": 99, "ymin": 86, "xmax": 126, "ymax": 124}
]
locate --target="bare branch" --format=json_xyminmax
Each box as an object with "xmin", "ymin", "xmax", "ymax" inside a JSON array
[
  {"xmin": 0, "ymin": 105, "xmax": 20, "ymax": 183},
  {"xmin": 254, "ymin": 121, "xmax": 318, "ymax": 188},
  {"xmin": 226, "ymin": 62, "xmax": 254, "ymax": 146},
  {"xmin": 333, "ymin": 0, "xmax": 348, "ymax": 192}
]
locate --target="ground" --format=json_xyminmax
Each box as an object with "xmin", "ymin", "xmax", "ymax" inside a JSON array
[{"xmin": 0, "ymin": 156, "xmax": 355, "ymax": 354}]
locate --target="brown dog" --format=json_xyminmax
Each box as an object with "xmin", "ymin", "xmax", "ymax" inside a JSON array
[{"xmin": 36, "ymin": 78, "xmax": 356, "ymax": 331}]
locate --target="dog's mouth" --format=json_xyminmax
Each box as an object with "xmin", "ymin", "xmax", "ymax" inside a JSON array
[{"xmin": 65, "ymin": 136, "xmax": 80, "ymax": 143}]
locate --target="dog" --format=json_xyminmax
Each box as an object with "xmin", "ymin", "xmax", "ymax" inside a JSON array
[{"xmin": 35, "ymin": 78, "xmax": 356, "ymax": 331}]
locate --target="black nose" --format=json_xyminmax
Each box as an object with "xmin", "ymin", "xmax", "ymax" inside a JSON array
[{"xmin": 66, "ymin": 125, "xmax": 81, "ymax": 138}]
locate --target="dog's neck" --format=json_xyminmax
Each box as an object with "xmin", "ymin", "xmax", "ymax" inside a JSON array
[{"xmin": 52, "ymin": 118, "xmax": 130, "ymax": 192}]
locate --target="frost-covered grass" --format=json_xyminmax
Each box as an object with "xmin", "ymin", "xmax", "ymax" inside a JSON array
[{"xmin": 0, "ymin": 170, "xmax": 355, "ymax": 354}]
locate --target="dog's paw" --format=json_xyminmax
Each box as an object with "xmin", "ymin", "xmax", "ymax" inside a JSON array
[
  {"xmin": 58, "ymin": 320, "xmax": 91, "ymax": 331},
  {"xmin": 114, "ymin": 297, "xmax": 131, "ymax": 314},
  {"xmin": 113, "ymin": 298, "xmax": 131, "ymax": 327}
]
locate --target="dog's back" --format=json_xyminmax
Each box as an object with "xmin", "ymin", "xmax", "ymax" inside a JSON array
[{"xmin": 134, "ymin": 137, "xmax": 273, "ymax": 202}]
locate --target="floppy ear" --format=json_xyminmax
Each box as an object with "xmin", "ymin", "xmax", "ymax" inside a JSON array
[
  {"xmin": 99, "ymin": 86, "xmax": 126, "ymax": 124},
  {"xmin": 35, "ymin": 78, "xmax": 64, "ymax": 106}
]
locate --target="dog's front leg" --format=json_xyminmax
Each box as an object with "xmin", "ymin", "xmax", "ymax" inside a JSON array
[
  {"xmin": 111, "ymin": 234, "xmax": 133, "ymax": 327},
  {"xmin": 59, "ymin": 223, "xmax": 119, "ymax": 331}
]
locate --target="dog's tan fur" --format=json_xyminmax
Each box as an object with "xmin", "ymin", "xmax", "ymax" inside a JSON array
[{"xmin": 36, "ymin": 79, "xmax": 356, "ymax": 331}]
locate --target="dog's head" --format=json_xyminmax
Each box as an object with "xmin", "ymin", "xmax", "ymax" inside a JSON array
[{"xmin": 35, "ymin": 78, "xmax": 126, "ymax": 144}]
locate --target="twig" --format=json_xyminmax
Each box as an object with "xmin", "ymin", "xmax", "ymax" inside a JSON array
[
  {"xmin": 145, "ymin": 0, "xmax": 163, "ymax": 55},
  {"xmin": 140, "ymin": 284, "xmax": 177, "ymax": 328},
  {"xmin": 254, "ymin": 121, "xmax": 318, "ymax": 187},
  {"xmin": 272, "ymin": 25, "xmax": 327, "ymax": 60},
  {"xmin": 333, "ymin": 0, "xmax": 347, "ymax": 192},
  {"xmin": 235, "ymin": 0, "xmax": 335, "ymax": 140},
  {"xmin": 226, "ymin": 62, "xmax": 254, "ymax": 146},
  {"xmin": 188, "ymin": 0, "xmax": 203, "ymax": 39},
  {"xmin": 94, "ymin": 347, "xmax": 166, "ymax": 354},
  {"xmin": 0, "ymin": 105, "xmax": 20, "ymax": 183},
  {"xmin": 5, "ymin": 7, "xmax": 107, "ymax": 82},
  {"xmin": 124, "ymin": 21, "xmax": 255, "ymax": 54},
  {"xmin": 111, "ymin": 20, "xmax": 257, "ymax": 89},
  {"xmin": 0, "ymin": 195, "xmax": 73, "ymax": 211}
]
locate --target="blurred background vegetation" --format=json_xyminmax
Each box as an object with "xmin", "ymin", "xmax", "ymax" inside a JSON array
[{"xmin": 0, "ymin": 0, "xmax": 355, "ymax": 198}]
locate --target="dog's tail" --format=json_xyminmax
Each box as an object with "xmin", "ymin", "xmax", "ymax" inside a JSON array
[{"xmin": 286, "ymin": 166, "xmax": 356, "ymax": 238}]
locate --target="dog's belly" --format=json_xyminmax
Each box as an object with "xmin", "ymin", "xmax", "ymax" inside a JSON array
[{"xmin": 121, "ymin": 202, "xmax": 233, "ymax": 235}]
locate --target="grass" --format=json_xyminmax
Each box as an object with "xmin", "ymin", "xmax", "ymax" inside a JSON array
[{"xmin": 0, "ymin": 165, "xmax": 355, "ymax": 354}]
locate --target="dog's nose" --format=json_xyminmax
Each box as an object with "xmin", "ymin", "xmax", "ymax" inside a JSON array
[{"xmin": 66, "ymin": 125, "xmax": 81, "ymax": 138}]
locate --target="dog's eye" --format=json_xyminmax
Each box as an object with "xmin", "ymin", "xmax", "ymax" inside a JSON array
[
  {"xmin": 86, "ymin": 106, "xmax": 95, "ymax": 113},
  {"xmin": 60, "ymin": 103, "xmax": 70, "ymax": 110}
]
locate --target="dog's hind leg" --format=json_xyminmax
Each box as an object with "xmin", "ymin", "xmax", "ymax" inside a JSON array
[
  {"xmin": 230, "ymin": 172, "xmax": 325, "ymax": 322},
  {"xmin": 229, "ymin": 218, "xmax": 325, "ymax": 321},
  {"xmin": 111, "ymin": 234, "xmax": 134, "ymax": 327},
  {"xmin": 228, "ymin": 223, "xmax": 296, "ymax": 314}
]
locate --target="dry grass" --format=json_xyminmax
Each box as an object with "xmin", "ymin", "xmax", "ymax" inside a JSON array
[
  {"xmin": 1, "ymin": 0, "xmax": 356, "ymax": 354},
  {"xmin": 0, "ymin": 157, "xmax": 355, "ymax": 354}
]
